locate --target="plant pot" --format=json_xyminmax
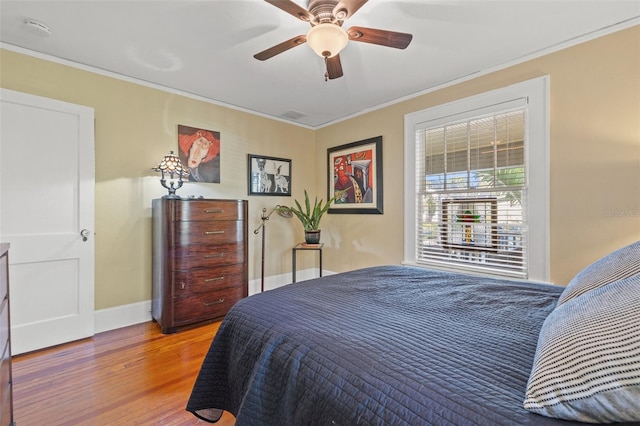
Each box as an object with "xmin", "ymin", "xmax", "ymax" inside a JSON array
[{"xmin": 304, "ymin": 230, "xmax": 321, "ymax": 244}]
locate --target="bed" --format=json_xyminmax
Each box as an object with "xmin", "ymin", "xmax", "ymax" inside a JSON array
[{"xmin": 187, "ymin": 242, "xmax": 640, "ymax": 425}]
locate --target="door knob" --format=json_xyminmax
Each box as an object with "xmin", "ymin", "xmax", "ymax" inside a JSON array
[{"xmin": 81, "ymin": 229, "xmax": 90, "ymax": 241}]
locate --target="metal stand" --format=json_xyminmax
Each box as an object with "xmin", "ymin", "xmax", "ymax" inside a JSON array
[
  {"xmin": 292, "ymin": 243, "xmax": 323, "ymax": 283},
  {"xmin": 253, "ymin": 206, "xmax": 292, "ymax": 292}
]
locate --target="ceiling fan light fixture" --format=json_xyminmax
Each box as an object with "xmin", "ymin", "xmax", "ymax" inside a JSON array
[{"xmin": 307, "ymin": 23, "xmax": 348, "ymax": 58}]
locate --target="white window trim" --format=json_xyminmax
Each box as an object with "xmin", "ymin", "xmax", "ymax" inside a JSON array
[{"xmin": 403, "ymin": 76, "xmax": 550, "ymax": 282}]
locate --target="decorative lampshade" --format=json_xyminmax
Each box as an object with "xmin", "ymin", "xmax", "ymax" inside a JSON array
[
  {"xmin": 151, "ymin": 151, "xmax": 189, "ymax": 198},
  {"xmin": 306, "ymin": 23, "xmax": 348, "ymax": 58}
]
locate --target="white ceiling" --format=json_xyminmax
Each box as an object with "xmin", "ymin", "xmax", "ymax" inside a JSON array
[{"xmin": 1, "ymin": 1, "xmax": 639, "ymax": 129}]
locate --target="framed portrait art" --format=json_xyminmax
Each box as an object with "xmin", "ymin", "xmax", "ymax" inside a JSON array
[
  {"xmin": 328, "ymin": 136, "xmax": 383, "ymax": 214},
  {"xmin": 177, "ymin": 124, "xmax": 221, "ymax": 183},
  {"xmin": 248, "ymin": 154, "xmax": 291, "ymax": 196}
]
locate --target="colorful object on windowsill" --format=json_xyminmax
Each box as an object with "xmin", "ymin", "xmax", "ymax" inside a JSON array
[
  {"xmin": 457, "ymin": 210, "xmax": 481, "ymax": 244},
  {"xmin": 151, "ymin": 151, "xmax": 189, "ymax": 198}
]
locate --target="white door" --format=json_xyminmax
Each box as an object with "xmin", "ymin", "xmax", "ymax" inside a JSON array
[{"xmin": 0, "ymin": 88, "xmax": 95, "ymax": 355}]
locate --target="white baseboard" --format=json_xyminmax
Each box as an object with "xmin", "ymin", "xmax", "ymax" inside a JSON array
[
  {"xmin": 95, "ymin": 269, "xmax": 339, "ymax": 333},
  {"xmin": 94, "ymin": 300, "xmax": 152, "ymax": 334},
  {"xmin": 248, "ymin": 268, "xmax": 336, "ymax": 295},
  {"xmin": 249, "ymin": 270, "xmax": 291, "ymax": 295}
]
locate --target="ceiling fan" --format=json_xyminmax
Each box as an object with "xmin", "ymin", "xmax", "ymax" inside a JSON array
[{"xmin": 254, "ymin": 0, "xmax": 413, "ymax": 80}]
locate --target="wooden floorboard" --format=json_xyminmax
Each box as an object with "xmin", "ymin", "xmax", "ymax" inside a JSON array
[{"xmin": 12, "ymin": 321, "xmax": 236, "ymax": 425}]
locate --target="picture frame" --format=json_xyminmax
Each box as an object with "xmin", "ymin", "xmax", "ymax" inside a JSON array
[
  {"xmin": 327, "ymin": 136, "xmax": 383, "ymax": 214},
  {"xmin": 177, "ymin": 124, "xmax": 221, "ymax": 183},
  {"xmin": 248, "ymin": 154, "xmax": 291, "ymax": 196},
  {"xmin": 441, "ymin": 198, "xmax": 498, "ymax": 251}
]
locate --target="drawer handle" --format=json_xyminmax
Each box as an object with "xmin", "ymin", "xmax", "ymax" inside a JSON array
[
  {"xmin": 204, "ymin": 209, "xmax": 224, "ymax": 213},
  {"xmin": 204, "ymin": 253, "xmax": 225, "ymax": 259},
  {"xmin": 204, "ymin": 298, "xmax": 225, "ymax": 306},
  {"xmin": 205, "ymin": 230, "xmax": 225, "ymax": 235},
  {"xmin": 204, "ymin": 276, "xmax": 225, "ymax": 282}
]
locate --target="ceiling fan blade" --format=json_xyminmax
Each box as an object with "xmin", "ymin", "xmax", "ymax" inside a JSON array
[
  {"xmin": 347, "ymin": 26, "xmax": 413, "ymax": 49},
  {"xmin": 265, "ymin": 0, "xmax": 313, "ymax": 22},
  {"xmin": 332, "ymin": 0, "xmax": 368, "ymax": 21},
  {"xmin": 254, "ymin": 35, "xmax": 307, "ymax": 61},
  {"xmin": 326, "ymin": 55, "xmax": 344, "ymax": 80}
]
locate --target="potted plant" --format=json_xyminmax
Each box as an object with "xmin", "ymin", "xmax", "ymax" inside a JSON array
[{"xmin": 278, "ymin": 189, "xmax": 344, "ymax": 244}]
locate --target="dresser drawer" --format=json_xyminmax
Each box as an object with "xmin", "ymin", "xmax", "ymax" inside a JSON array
[
  {"xmin": 0, "ymin": 300, "xmax": 7, "ymax": 353},
  {"xmin": 172, "ymin": 243, "xmax": 244, "ymax": 269},
  {"xmin": 0, "ymin": 343, "xmax": 9, "ymax": 420},
  {"xmin": 173, "ymin": 285, "xmax": 245, "ymax": 326},
  {"xmin": 174, "ymin": 200, "xmax": 245, "ymax": 222},
  {"xmin": 173, "ymin": 264, "xmax": 245, "ymax": 297},
  {"xmin": 0, "ymin": 255, "xmax": 6, "ymax": 303},
  {"xmin": 174, "ymin": 221, "xmax": 244, "ymax": 246}
]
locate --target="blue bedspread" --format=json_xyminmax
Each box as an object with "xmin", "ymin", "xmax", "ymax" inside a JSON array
[{"xmin": 187, "ymin": 265, "xmax": 590, "ymax": 425}]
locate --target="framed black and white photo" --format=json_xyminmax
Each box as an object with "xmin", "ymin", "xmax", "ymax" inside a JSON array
[{"xmin": 248, "ymin": 154, "xmax": 291, "ymax": 196}]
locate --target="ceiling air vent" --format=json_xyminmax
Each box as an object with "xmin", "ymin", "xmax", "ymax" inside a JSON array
[{"xmin": 280, "ymin": 111, "xmax": 306, "ymax": 120}]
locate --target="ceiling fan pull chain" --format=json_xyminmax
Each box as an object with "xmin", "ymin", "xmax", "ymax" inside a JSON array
[{"xmin": 324, "ymin": 57, "xmax": 329, "ymax": 81}]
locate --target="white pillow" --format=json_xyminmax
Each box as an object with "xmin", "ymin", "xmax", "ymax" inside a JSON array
[
  {"xmin": 557, "ymin": 240, "xmax": 640, "ymax": 306},
  {"xmin": 524, "ymin": 274, "xmax": 640, "ymax": 423}
]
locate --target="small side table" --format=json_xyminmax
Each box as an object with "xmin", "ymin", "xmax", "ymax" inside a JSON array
[{"xmin": 292, "ymin": 243, "xmax": 324, "ymax": 283}]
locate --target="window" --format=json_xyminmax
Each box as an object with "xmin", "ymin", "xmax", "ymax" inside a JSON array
[{"xmin": 404, "ymin": 77, "xmax": 549, "ymax": 281}]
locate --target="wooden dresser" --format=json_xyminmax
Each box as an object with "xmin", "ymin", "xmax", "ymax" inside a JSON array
[
  {"xmin": 152, "ymin": 198, "xmax": 248, "ymax": 334},
  {"xmin": 0, "ymin": 244, "xmax": 14, "ymax": 426}
]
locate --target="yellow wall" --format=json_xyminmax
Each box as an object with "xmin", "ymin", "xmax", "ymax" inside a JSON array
[
  {"xmin": 0, "ymin": 49, "xmax": 315, "ymax": 308},
  {"xmin": 1, "ymin": 25, "xmax": 638, "ymax": 312},
  {"xmin": 316, "ymin": 25, "xmax": 640, "ymax": 284}
]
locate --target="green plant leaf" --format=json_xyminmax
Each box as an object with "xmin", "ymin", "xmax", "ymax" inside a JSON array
[{"xmin": 281, "ymin": 189, "xmax": 347, "ymax": 231}]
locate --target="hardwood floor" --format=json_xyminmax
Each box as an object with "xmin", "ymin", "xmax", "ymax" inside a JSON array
[{"xmin": 12, "ymin": 321, "xmax": 236, "ymax": 425}]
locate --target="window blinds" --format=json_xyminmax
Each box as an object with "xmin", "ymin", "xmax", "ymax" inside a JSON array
[{"xmin": 415, "ymin": 109, "xmax": 528, "ymax": 278}]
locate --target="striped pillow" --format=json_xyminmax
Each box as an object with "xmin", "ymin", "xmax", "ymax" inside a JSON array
[
  {"xmin": 524, "ymin": 274, "xmax": 640, "ymax": 423},
  {"xmin": 557, "ymin": 240, "xmax": 640, "ymax": 306}
]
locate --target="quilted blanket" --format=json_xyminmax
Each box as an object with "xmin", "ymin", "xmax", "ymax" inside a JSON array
[{"xmin": 187, "ymin": 265, "xmax": 590, "ymax": 425}]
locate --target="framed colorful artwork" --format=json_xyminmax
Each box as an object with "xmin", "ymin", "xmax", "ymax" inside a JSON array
[
  {"xmin": 248, "ymin": 154, "xmax": 292, "ymax": 196},
  {"xmin": 177, "ymin": 124, "xmax": 221, "ymax": 183},
  {"xmin": 327, "ymin": 136, "xmax": 383, "ymax": 214}
]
